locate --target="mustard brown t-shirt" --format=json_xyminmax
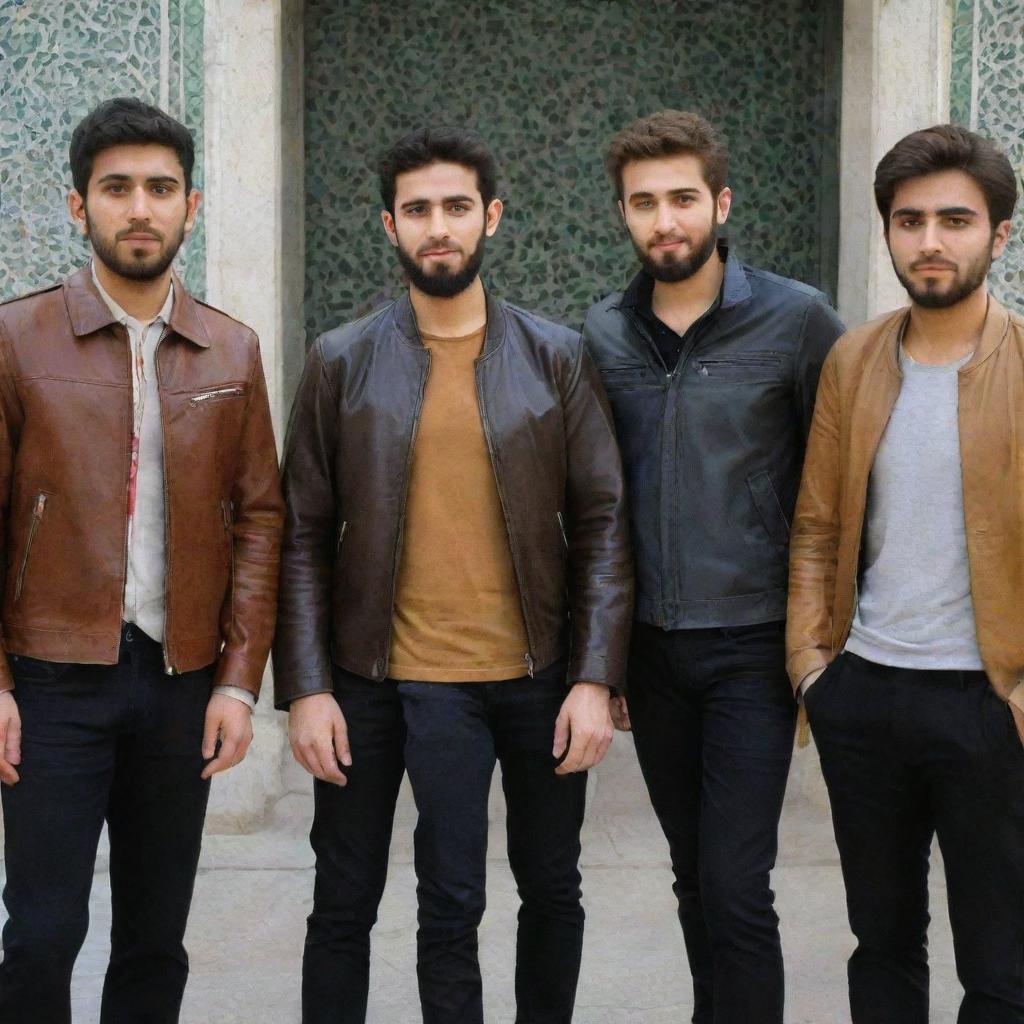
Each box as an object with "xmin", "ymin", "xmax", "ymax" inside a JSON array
[{"xmin": 388, "ymin": 326, "xmax": 530, "ymax": 682}]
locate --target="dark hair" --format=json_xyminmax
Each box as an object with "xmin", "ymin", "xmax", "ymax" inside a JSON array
[
  {"xmin": 69, "ymin": 97, "xmax": 195, "ymax": 196},
  {"xmin": 874, "ymin": 124, "xmax": 1018, "ymax": 231},
  {"xmin": 377, "ymin": 127, "xmax": 498, "ymax": 214},
  {"xmin": 605, "ymin": 110, "xmax": 729, "ymax": 200}
]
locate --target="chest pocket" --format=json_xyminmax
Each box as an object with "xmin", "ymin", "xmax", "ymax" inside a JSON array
[
  {"xmin": 694, "ymin": 352, "xmax": 785, "ymax": 385},
  {"xmin": 598, "ymin": 365, "xmax": 651, "ymax": 391}
]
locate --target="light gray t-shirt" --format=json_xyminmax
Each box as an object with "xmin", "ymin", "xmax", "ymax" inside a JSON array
[{"xmin": 845, "ymin": 345, "xmax": 983, "ymax": 670}]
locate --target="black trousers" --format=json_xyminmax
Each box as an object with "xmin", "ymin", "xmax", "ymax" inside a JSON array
[
  {"xmin": 399, "ymin": 662, "xmax": 586, "ymax": 1024},
  {"xmin": 807, "ymin": 652, "xmax": 1024, "ymax": 1023},
  {"xmin": 0, "ymin": 625, "xmax": 212, "ymax": 1024},
  {"xmin": 627, "ymin": 620, "xmax": 796, "ymax": 1024},
  {"xmin": 302, "ymin": 668, "xmax": 406, "ymax": 1024}
]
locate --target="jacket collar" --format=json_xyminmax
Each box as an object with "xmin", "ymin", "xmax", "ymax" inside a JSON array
[
  {"xmin": 881, "ymin": 294, "xmax": 1011, "ymax": 377},
  {"xmin": 393, "ymin": 287, "xmax": 507, "ymax": 358},
  {"xmin": 63, "ymin": 265, "xmax": 211, "ymax": 348},
  {"xmin": 616, "ymin": 240, "xmax": 750, "ymax": 312}
]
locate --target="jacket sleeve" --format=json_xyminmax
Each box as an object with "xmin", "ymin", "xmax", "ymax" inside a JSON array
[
  {"xmin": 0, "ymin": 324, "xmax": 20, "ymax": 692},
  {"xmin": 793, "ymin": 298, "xmax": 845, "ymax": 441},
  {"xmin": 215, "ymin": 342, "xmax": 285, "ymax": 698},
  {"xmin": 272, "ymin": 337, "xmax": 339, "ymax": 708},
  {"xmin": 562, "ymin": 338, "xmax": 634, "ymax": 689},
  {"xmin": 786, "ymin": 345, "xmax": 842, "ymax": 690}
]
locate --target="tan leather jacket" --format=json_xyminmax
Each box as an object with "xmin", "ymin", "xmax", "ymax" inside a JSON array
[
  {"xmin": 0, "ymin": 267, "xmax": 284, "ymax": 696},
  {"xmin": 787, "ymin": 296, "xmax": 1024, "ymax": 712}
]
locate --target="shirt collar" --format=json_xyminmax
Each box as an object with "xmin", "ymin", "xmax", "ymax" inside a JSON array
[{"xmin": 90, "ymin": 262, "xmax": 174, "ymax": 328}]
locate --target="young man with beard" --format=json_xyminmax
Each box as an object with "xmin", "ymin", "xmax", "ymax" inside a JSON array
[
  {"xmin": 0, "ymin": 98, "xmax": 283, "ymax": 1022},
  {"xmin": 789, "ymin": 125, "xmax": 1023, "ymax": 1021},
  {"xmin": 274, "ymin": 127, "xmax": 632, "ymax": 1024},
  {"xmin": 582, "ymin": 110, "xmax": 844, "ymax": 1024}
]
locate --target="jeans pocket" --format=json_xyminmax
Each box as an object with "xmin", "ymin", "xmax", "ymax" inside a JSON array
[
  {"xmin": 8, "ymin": 653, "xmax": 71, "ymax": 683},
  {"xmin": 804, "ymin": 654, "xmax": 843, "ymax": 715}
]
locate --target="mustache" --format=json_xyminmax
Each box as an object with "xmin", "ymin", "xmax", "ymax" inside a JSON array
[
  {"xmin": 648, "ymin": 233, "xmax": 688, "ymax": 247},
  {"xmin": 116, "ymin": 225, "xmax": 165, "ymax": 242},
  {"xmin": 415, "ymin": 238, "xmax": 461, "ymax": 256},
  {"xmin": 910, "ymin": 258, "xmax": 957, "ymax": 271}
]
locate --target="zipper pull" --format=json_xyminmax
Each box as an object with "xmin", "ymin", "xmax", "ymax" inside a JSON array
[
  {"xmin": 33, "ymin": 493, "xmax": 47, "ymax": 519},
  {"xmin": 525, "ymin": 653, "xmax": 535, "ymax": 679}
]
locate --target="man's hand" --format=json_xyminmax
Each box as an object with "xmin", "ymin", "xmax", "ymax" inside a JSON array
[
  {"xmin": 553, "ymin": 681, "xmax": 614, "ymax": 775},
  {"xmin": 799, "ymin": 666, "xmax": 827, "ymax": 701},
  {"xmin": 610, "ymin": 694, "xmax": 631, "ymax": 732},
  {"xmin": 1011, "ymin": 702, "xmax": 1024, "ymax": 747},
  {"xmin": 201, "ymin": 693, "xmax": 254, "ymax": 779},
  {"xmin": 0, "ymin": 691, "xmax": 20, "ymax": 785},
  {"xmin": 288, "ymin": 692, "xmax": 351, "ymax": 786}
]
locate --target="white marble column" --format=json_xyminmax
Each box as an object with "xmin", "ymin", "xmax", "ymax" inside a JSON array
[
  {"xmin": 201, "ymin": 0, "xmax": 305, "ymax": 830},
  {"xmin": 836, "ymin": 0, "xmax": 953, "ymax": 327}
]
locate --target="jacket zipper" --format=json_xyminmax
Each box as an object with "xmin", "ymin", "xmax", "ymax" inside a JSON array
[
  {"xmin": 337, "ymin": 520, "xmax": 348, "ymax": 551},
  {"xmin": 154, "ymin": 326, "xmax": 176, "ymax": 674},
  {"xmin": 190, "ymin": 386, "xmax": 244, "ymax": 407},
  {"xmin": 378, "ymin": 352, "xmax": 431, "ymax": 679},
  {"xmin": 221, "ymin": 498, "xmax": 235, "ymax": 632},
  {"xmin": 14, "ymin": 492, "xmax": 47, "ymax": 602},
  {"xmin": 475, "ymin": 361, "xmax": 537, "ymax": 677},
  {"xmin": 556, "ymin": 511, "xmax": 568, "ymax": 550}
]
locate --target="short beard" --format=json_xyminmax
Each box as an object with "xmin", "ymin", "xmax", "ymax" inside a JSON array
[
  {"xmin": 86, "ymin": 212, "xmax": 185, "ymax": 282},
  {"xmin": 892, "ymin": 245, "xmax": 993, "ymax": 310},
  {"xmin": 634, "ymin": 217, "xmax": 719, "ymax": 284},
  {"xmin": 396, "ymin": 233, "xmax": 486, "ymax": 299}
]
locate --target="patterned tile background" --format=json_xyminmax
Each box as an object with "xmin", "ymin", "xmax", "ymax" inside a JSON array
[
  {"xmin": 950, "ymin": 0, "xmax": 1024, "ymax": 312},
  {"xmin": 304, "ymin": 0, "xmax": 842, "ymax": 340},
  {"xmin": 0, "ymin": 0, "xmax": 205, "ymax": 302}
]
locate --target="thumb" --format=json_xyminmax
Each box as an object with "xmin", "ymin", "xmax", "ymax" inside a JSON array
[
  {"xmin": 202, "ymin": 707, "xmax": 221, "ymax": 760},
  {"xmin": 552, "ymin": 708, "xmax": 570, "ymax": 759}
]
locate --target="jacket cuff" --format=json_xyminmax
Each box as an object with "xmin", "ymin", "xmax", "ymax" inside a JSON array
[
  {"xmin": 213, "ymin": 650, "xmax": 263, "ymax": 700},
  {"xmin": 273, "ymin": 670, "xmax": 335, "ymax": 710},
  {"xmin": 786, "ymin": 648, "xmax": 831, "ymax": 693},
  {"xmin": 568, "ymin": 652, "xmax": 626, "ymax": 691}
]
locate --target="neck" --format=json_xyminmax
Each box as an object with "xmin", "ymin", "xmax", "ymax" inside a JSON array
[
  {"xmin": 651, "ymin": 251, "xmax": 725, "ymax": 334},
  {"xmin": 409, "ymin": 276, "xmax": 487, "ymax": 337},
  {"xmin": 93, "ymin": 259, "xmax": 172, "ymax": 321},
  {"xmin": 904, "ymin": 285, "xmax": 989, "ymax": 364}
]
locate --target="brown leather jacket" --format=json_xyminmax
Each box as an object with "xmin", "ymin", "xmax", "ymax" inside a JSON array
[
  {"xmin": 0, "ymin": 267, "xmax": 284, "ymax": 696},
  {"xmin": 787, "ymin": 297, "xmax": 1024, "ymax": 710},
  {"xmin": 273, "ymin": 292, "xmax": 634, "ymax": 706}
]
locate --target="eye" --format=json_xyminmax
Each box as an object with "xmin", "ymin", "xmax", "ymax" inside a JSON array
[
  {"xmin": 947, "ymin": 216, "xmax": 968, "ymax": 227},
  {"xmin": 449, "ymin": 202, "xmax": 469, "ymax": 213},
  {"xmin": 673, "ymin": 195, "xmax": 693, "ymax": 206},
  {"xmin": 633, "ymin": 200, "xmax": 654, "ymax": 210},
  {"xmin": 406, "ymin": 204, "xmax": 427, "ymax": 216}
]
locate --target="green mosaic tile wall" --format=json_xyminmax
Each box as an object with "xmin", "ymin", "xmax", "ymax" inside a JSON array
[
  {"xmin": 0, "ymin": 0, "xmax": 205, "ymax": 302},
  {"xmin": 951, "ymin": 0, "xmax": 1024, "ymax": 313},
  {"xmin": 304, "ymin": 0, "xmax": 842, "ymax": 340}
]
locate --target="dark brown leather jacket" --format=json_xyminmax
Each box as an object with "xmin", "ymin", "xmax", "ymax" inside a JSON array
[
  {"xmin": 273, "ymin": 292, "xmax": 633, "ymax": 706},
  {"xmin": 788, "ymin": 297, "xmax": 1024, "ymax": 711},
  {"xmin": 0, "ymin": 267, "xmax": 284, "ymax": 696}
]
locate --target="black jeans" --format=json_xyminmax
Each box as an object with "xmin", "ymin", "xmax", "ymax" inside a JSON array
[
  {"xmin": 807, "ymin": 652, "xmax": 1024, "ymax": 1023},
  {"xmin": 398, "ymin": 663, "xmax": 586, "ymax": 1024},
  {"xmin": 302, "ymin": 667, "xmax": 406, "ymax": 1024},
  {"xmin": 627, "ymin": 620, "xmax": 796, "ymax": 1024},
  {"xmin": 0, "ymin": 624, "xmax": 212, "ymax": 1024}
]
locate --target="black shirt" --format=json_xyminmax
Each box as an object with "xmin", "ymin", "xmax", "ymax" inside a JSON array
[{"xmin": 623, "ymin": 266, "xmax": 724, "ymax": 372}]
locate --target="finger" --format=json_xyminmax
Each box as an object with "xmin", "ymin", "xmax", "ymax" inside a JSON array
[
  {"xmin": 201, "ymin": 736, "xmax": 239, "ymax": 779},
  {"xmin": 0, "ymin": 758, "xmax": 18, "ymax": 785},
  {"xmin": 620, "ymin": 697, "xmax": 632, "ymax": 731},
  {"xmin": 315, "ymin": 738, "xmax": 347, "ymax": 786},
  {"xmin": 333, "ymin": 715, "xmax": 352, "ymax": 768},
  {"xmin": 290, "ymin": 741, "xmax": 319, "ymax": 778},
  {"xmin": 595, "ymin": 725, "xmax": 613, "ymax": 764},
  {"xmin": 556, "ymin": 730, "xmax": 587, "ymax": 775},
  {"xmin": 552, "ymin": 711, "xmax": 570, "ymax": 760},
  {"xmin": 201, "ymin": 711, "xmax": 221, "ymax": 760},
  {"xmin": 6, "ymin": 715, "xmax": 21, "ymax": 765}
]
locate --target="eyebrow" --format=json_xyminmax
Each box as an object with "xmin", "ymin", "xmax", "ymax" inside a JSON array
[
  {"xmin": 95, "ymin": 173, "xmax": 182, "ymax": 186},
  {"xmin": 627, "ymin": 187, "xmax": 702, "ymax": 201},
  {"xmin": 399, "ymin": 194, "xmax": 476, "ymax": 210},
  {"xmin": 891, "ymin": 205, "xmax": 980, "ymax": 218}
]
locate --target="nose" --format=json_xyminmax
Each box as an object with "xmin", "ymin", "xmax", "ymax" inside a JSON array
[
  {"xmin": 128, "ymin": 186, "xmax": 151, "ymax": 223},
  {"xmin": 653, "ymin": 200, "xmax": 675, "ymax": 235},
  {"xmin": 428, "ymin": 205, "xmax": 448, "ymax": 240},
  {"xmin": 919, "ymin": 218, "xmax": 943, "ymax": 255}
]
